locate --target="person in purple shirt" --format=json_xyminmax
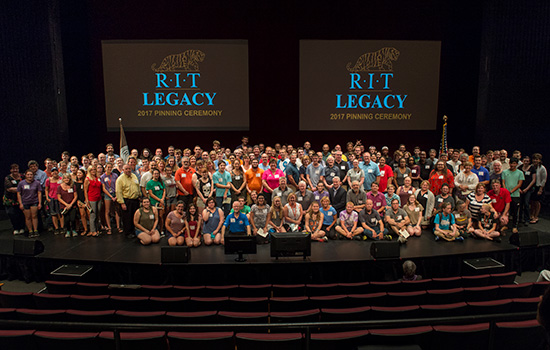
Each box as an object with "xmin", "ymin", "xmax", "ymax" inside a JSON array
[{"xmin": 17, "ymin": 170, "xmax": 42, "ymax": 237}]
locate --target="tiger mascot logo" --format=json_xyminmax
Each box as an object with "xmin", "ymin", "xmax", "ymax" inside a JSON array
[
  {"xmin": 346, "ymin": 47, "xmax": 400, "ymax": 72},
  {"xmin": 151, "ymin": 49, "xmax": 206, "ymax": 72}
]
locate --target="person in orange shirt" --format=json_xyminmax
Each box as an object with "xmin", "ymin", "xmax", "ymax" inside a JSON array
[
  {"xmin": 468, "ymin": 146, "xmax": 481, "ymax": 164},
  {"xmin": 245, "ymin": 158, "xmax": 264, "ymax": 205},
  {"xmin": 175, "ymin": 157, "xmax": 196, "ymax": 210}
]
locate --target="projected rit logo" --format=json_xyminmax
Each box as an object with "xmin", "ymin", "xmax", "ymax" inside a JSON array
[{"xmin": 155, "ymin": 73, "xmax": 200, "ymax": 89}]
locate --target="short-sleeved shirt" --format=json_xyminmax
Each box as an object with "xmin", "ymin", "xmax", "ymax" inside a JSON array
[
  {"xmin": 146, "ymin": 179, "xmax": 165, "ymax": 206},
  {"xmin": 162, "ymin": 175, "xmax": 178, "ymax": 198},
  {"xmin": 404, "ymin": 204, "xmax": 424, "ymax": 226},
  {"xmin": 262, "ymin": 168, "xmax": 285, "ymax": 193},
  {"xmin": 473, "ymin": 166, "xmax": 491, "ymax": 183},
  {"xmin": 359, "ymin": 209, "xmax": 382, "ymax": 228},
  {"xmin": 339, "ymin": 210, "xmax": 358, "ymax": 230},
  {"xmin": 360, "ymin": 161, "xmax": 381, "ymax": 191},
  {"xmin": 175, "ymin": 167, "xmax": 196, "ymax": 195},
  {"xmin": 57, "ymin": 185, "xmax": 76, "ymax": 209},
  {"xmin": 296, "ymin": 190, "xmax": 315, "ymax": 211},
  {"xmin": 434, "ymin": 212, "xmax": 455, "ymax": 230},
  {"xmin": 323, "ymin": 165, "xmax": 340, "ymax": 186},
  {"xmin": 435, "ymin": 194, "xmax": 456, "ymax": 210},
  {"xmin": 347, "ymin": 189, "xmax": 367, "ymax": 207},
  {"xmin": 320, "ymin": 206, "xmax": 336, "ymax": 226},
  {"xmin": 502, "ymin": 169, "xmax": 525, "ymax": 198},
  {"xmin": 335, "ymin": 161, "xmax": 350, "ymax": 180},
  {"xmin": 306, "ymin": 163, "xmax": 324, "ymax": 188},
  {"xmin": 313, "ymin": 190, "xmax": 329, "ymax": 205},
  {"xmin": 346, "ymin": 168, "xmax": 365, "ymax": 185},
  {"xmin": 394, "ymin": 167, "xmax": 412, "ymax": 187},
  {"xmin": 367, "ymin": 191, "xmax": 386, "ymax": 212},
  {"xmin": 378, "ymin": 165, "xmax": 394, "ymax": 192},
  {"xmin": 479, "ymin": 212, "xmax": 497, "ymax": 229},
  {"xmin": 17, "ymin": 179, "xmax": 42, "ymax": 205},
  {"xmin": 223, "ymin": 212, "xmax": 250, "ymax": 233},
  {"xmin": 285, "ymin": 162, "xmax": 300, "ymax": 185},
  {"xmin": 386, "ymin": 208, "xmax": 408, "ymax": 223},
  {"xmin": 45, "ymin": 178, "xmax": 62, "ymax": 199},
  {"xmin": 167, "ymin": 211, "xmax": 186, "ymax": 234},
  {"xmin": 251, "ymin": 204, "xmax": 270, "ymax": 229},
  {"xmin": 213, "ymin": 170, "xmax": 232, "ymax": 197},
  {"xmin": 488, "ymin": 188, "xmax": 512, "ymax": 213},
  {"xmin": 101, "ymin": 173, "xmax": 118, "ymax": 195},
  {"xmin": 245, "ymin": 167, "xmax": 264, "ymax": 192},
  {"xmin": 453, "ymin": 209, "xmax": 472, "ymax": 228},
  {"xmin": 466, "ymin": 192, "xmax": 492, "ymax": 220}
]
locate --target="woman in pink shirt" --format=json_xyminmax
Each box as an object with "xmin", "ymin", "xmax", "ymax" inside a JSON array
[{"xmin": 261, "ymin": 159, "xmax": 284, "ymax": 205}]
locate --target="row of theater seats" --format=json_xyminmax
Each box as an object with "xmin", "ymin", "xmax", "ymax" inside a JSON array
[
  {"xmin": 0, "ymin": 299, "xmax": 540, "ymax": 324},
  {"xmin": 42, "ymin": 271, "xmax": 523, "ymax": 298},
  {"xmin": 0, "ymin": 283, "xmax": 546, "ymax": 311},
  {"xmin": 0, "ymin": 321, "xmax": 545, "ymax": 350}
]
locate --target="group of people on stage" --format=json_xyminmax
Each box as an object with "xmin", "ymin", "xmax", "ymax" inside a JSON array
[{"xmin": 3, "ymin": 138, "xmax": 547, "ymax": 246}]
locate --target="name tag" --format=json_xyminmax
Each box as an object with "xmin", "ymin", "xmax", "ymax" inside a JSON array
[
  {"xmin": 341, "ymin": 166, "xmax": 346, "ymax": 170},
  {"xmin": 441, "ymin": 220, "xmax": 449, "ymax": 226},
  {"xmin": 368, "ymin": 169, "xmax": 373, "ymax": 173},
  {"xmin": 24, "ymin": 185, "xmax": 30, "ymax": 190},
  {"xmin": 11, "ymin": 180, "xmax": 17, "ymax": 184},
  {"xmin": 492, "ymin": 199, "xmax": 497, "ymax": 203},
  {"xmin": 275, "ymin": 174, "xmax": 280, "ymax": 179},
  {"xmin": 230, "ymin": 218, "xmax": 235, "ymax": 223},
  {"xmin": 190, "ymin": 225, "xmax": 196, "ymax": 230},
  {"xmin": 371, "ymin": 218, "xmax": 377, "ymax": 223},
  {"xmin": 104, "ymin": 178, "xmax": 109, "ymax": 183},
  {"xmin": 154, "ymin": 186, "xmax": 160, "ymax": 191},
  {"xmin": 404, "ymin": 173, "xmax": 408, "ymax": 177},
  {"xmin": 276, "ymin": 191, "xmax": 282, "ymax": 197},
  {"xmin": 256, "ymin": 173, "xmax": 261, "ymax": 177},
  {"xmin": 376, "ymin": 202, "xmax": 381, "ymax": 207},
  {"xmin": 380, "ymin": 171, "xmax": 385, "ymax": 176},
  {"xmin": 327, "ymin": 211, "xmax": 333, "ymax": 216},
  {"xmin": 149, "ymin": 214, "xmax": 154, "ymax": 220},
  {"xmin": 438, "ymin": 175, "xmax": 444, "ymax": 180},
  {"xmin": 423, "ymin": 194, "xmax": 428, "ymax": 198},
  {"xmin": 315, "ymin": 195, "xmax": 320, "ymax": 200},
  {"xmin": 358, "ymin": 200, "xmax": 363, "ymax": 204},
  {"xmin": 68, "ymin": 188, "xmax": 74, "ymax": 193},
  {"xmin": 330, "ymin": 172, "xmax": 335, "ymax": 177},
  {"xmin": 408, "ymin": 190, "xmax": 412, "ymax": 194},
  {"xmin": 133, "ymin": 179, "xmax": 139, "ymax": 184},
  {"xmin": 315, "ymin": 170, "xmax": 320, "ymax": 175},
  {"xmin": 425, "ymin": 165, "xmax": 430, "ymax": 169},
  {"xmin": 209, "ymin": 213, "xmax": 213, "ymax": 217},
  {"xmin": 298, "ymin": 196, "xmax": 303, "ymax": 201},
  {"xmin": 235, "ymin": 176, "xmax": 241, "ymax": 180},
  {"xmin": 526, "ymin": 171, "xmax": 531, "ymax": 175},
  {"xmin": 412, "ymin": 169, "xmax": 417, "ymax": 174},
  {"xmin": 438, "ymin": 198, "xmax": 443, "ymax": 202},
  {"xmin": 456, "ymin": 214, "xmax": 461, "ymax": 218},
  {"xmin": 415, "ymin": 207, "xmax": 420, "ymax": 212},
  {"xmin": 397, "ymin": 215, "xmax": 402, "ymax": 220},
  {"xmin": 180, "ymin": 218, "xmax": 184, "ymax": 223}
]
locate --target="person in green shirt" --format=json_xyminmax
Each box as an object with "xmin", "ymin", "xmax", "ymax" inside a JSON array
[
  {"xmin": 146, "ymin": 169, "xmax": 166, "ymax": 235},
  {"xmin": 502, "ymin": 158, "xmax": 524, "ymax": 233},
  {"xmin": 229, "ymin": 196, "xmax": 251, "ymax": 219}
]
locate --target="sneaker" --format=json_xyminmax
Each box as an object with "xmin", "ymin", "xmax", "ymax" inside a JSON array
[
  {"xmin": 398, "ymin": 236, "xmax": 407, "ymax": 244},
  {"xmin": 456, "ymin": 236, "xmax": 464, "ymax": 242},
  {"xmin": 65, "ymin": 231, "xmax": 71, "ymax": 238},
  {"xmin": 18, "ymin": 229, "xmax": 25, "ymax": 234},
  {"xmin": 362, "ymin": 235, "xmax": 368, "ymax": 241},
  {"xmin": 435, "ymin": 236, "xmax": 440, "ymax": 241},
  {"xmin": 72, "ymin": 230, "xmax": 78, "ymax": 237},
  {"xmin": 54, "ymin": 228, "xmax": 61, "ymax": 235},
  {"xmin": 322, "ymin": 236, "xmax": 328, "ymax": 242},
  {"xmin": 384, "ymin": 235, "xmax": 392, "ymax": 241},
  {"xmin": 13, "ymin": 230, "xmax": 19, "ymax": 235}
]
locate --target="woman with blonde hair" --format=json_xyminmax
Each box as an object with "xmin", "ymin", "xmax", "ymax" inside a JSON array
[
  {"xmin": 403, "ymin": 194, "xmax": 423, "ymax": 237},
  {"xmin": 84, "ymin": 165, "xmax": 102, "ymax": 237},
  {"xmin": 303, "ymin": 201, "xmax": 327, "ymax": 241},
  {"xmin": 267, "ymin": 196, "xmax": 286, "ymax": 233}
]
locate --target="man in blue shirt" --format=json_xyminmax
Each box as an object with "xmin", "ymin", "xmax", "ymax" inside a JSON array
[
  {"xmin": 359, "ymin": 153, "xmax": 380, "ymax": 191},
  {"xmin": 473, "ymin": 155, "xmax": 491, "ymax": 187},
  {"xmin": 222, "ymin": 201, "xmax": 251, "ymax": 244},
  {"xmin": 285, "ymin": 154, "xmax": 300, "ymax": 191}
]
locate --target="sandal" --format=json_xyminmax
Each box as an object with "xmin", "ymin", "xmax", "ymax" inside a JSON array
[
  {"xmin": 530, "ymin": 219, "xmax": 539, "ymax": 224},
  {"xmin": 91, "ymin": 232, "xmax": 99, "ymax": 237},
  {"xmin": 106, "ymin": 228, "xmax": 112, "ymax": 235},
  {"xmin": 117, "ymin": 227, "xmax": 123, "ymax": 234},
  {"xmin": 81, "ymin": 231, "xmax": 87, "ymax": 236},
  {"xmin": 86, "ymin": 231, "xmax": 93, "ymax": 237}
]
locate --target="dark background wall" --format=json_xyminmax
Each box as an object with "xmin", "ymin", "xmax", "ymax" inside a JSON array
[{"xmin": 1, "ymin": 0, "xmax": 548, "ymax": 176}]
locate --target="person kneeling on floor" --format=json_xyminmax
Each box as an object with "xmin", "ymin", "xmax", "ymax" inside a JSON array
[{"xmin": 134, "ymin": 198, "xmax": 161, "ymax": 245}]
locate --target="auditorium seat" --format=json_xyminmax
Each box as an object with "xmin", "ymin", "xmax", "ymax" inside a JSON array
[
  {"xmin": 347, "ymin": 292, "xmax": 387, "ymax": 307},
  {"xmin": 16, "ymin": 308, "xmax": 66, "ymax": 322},
  {"xmin": 489, "ymin": 271, "xmax": 517, "ymax": 285},
  {"xmin": 75, "ymin": 282, "xmax": 109, "ymax": 296},
  {"xmin": 310, "ymin": 329, "xmax": 370, "ymax": 350},
  {"xmin": 34, "ymin": 331, "xmax": 99, "ymax": 350},
  {"xmin": 270, "ymin": 308, "xmax": 320, "ymax": 324},
  {"xmin": 108, "ymin": 284, "xmax": 141, "ymax": 296},
  {"xmin": 370, "ymin": 281, "xmax": 401, "ymax": 293},
  {"xmin": 0, "ymin": 329, "xmax": 36, "ymax": 349},
  {"xmin": 227, "ymin": 297, "xmax": 269, "ymax": 312},
  {"xmin": 69, "ymin": 294, "xmax": 110, "ymax": 310},
  {"xmin": 320, "ymin": 306, "xmax": 371, "ymax": 322},
  {"xmin": 109, "ymin": 295, "xmax": 150, "ymax": 311},
  {"xmin": 235, "ymin": 332, "xmax": 303, "ymax": 350},
  {"xmin": 149, "ymin": 296, "xmax": 189, "ymax": 311},
  {"xmin": 165, "ymin": 310, "xmax": 218, "ymax": 324},
  {"xmin": 387, "ymin": 291, "xmax": 427, "ymax": 306},
  {"xmin": 337, "ymin": 281, "xmax": 370, "ymax": 295},
  {"xmin": 0, "ymin": 307, "xmax": 17, "ymax": 320},
  {"xmin": 400, "ymin": 279, "xmax": 433, "ymax": 292},
  {"xmin": 272, "ymin": 284, "xmax": 306, "ymax": 297},
  {"xmin": 187, "ymin": 296, "xmax": 228, "ymax": 312},
  {"xmin": 432, "ymin": 323, "xmax": 489, "ymax": 350},
  {"xmin": 531, "ymin": 281, "xmax": 550, "ymax": 297},
  {"xmin": 167, "ymin": 331, "xmax": 234, "ymax": 350},
  {"xmin": 425, "ymin": 288, "xmax": 464, "ymax": 305},
  {"xmin": 99, "ymin": 331, "xmax": 168, "ymax": 350},
  {"xmin": 138, "ymin": 285, "xmax": 173, "ymax": 297},
  {"xmin": 65, "ymin": 309, "xmax": 116, "ymax": 323},
  {"xmin": 306, "ymin": 283, "xmax": 340, "ymax": 296},
  {"xmin": 32, "ymin": 293, "xmax": 70, "ymax": 309},
  {"xmin": 204, "ymin": 285, "xmax": 238, "ymax": 297},
  {"xmin": 45, "ymin": 280, "xmax": 76, "ymax": 295},
  {"xmin": 432, "ymin": 277, "xmax": 462, "ymax": 289},
  {"xmin": 370, "ymin": 305, "xmax": 421, "ymax": 320},
  {"xmin": 368, "ymin": 325, "xmax": 432, "ymax": 349},
  {"xmin": 498, "ymin": 282, "xmax": 533, "ymax": 299},
  {"xmin": 494, "ymin": 319, "xmax": 546, "ymax": 350},
  {"xmin": 463, "ymin": 285, "xmax": 499, "ymax": 302},
  {"xmin": 217, "ymin": 311, "xmax": 268, "ymax": 324},
  {"xmin": 0, "ymin": 290, "xmax": 35, "ymax": 308},
  {"xmin": 173, "ymin": 285, "xmax": 206, "ymax": 297},
  {"xmin": 270, "ymin": 296, "xmax": 311, "ymax": 312},
  {"xmin": 467, "ymin": 299, "xmax": 513, "ymax": 315},
  {"xmin": 461, "ymin": 274, "xmax": 490, "ymax": 288},
  {"xmin": 238, "ymin": 284, "xmax": 272, "ymax": 297},
  {"xmin": 419, "ymin": 302, "xmax": 468, "ymax": 318},
  {"xmin": 511, "ymin": 297, "xmax": 541, "ymax": 313},
  {"xmin": 309, "ymin": 294, "xmax": 349, "ymax": 309},
  {"xmin": 115, "ymin": 310, "xmax": 166, "ymax": 323}
]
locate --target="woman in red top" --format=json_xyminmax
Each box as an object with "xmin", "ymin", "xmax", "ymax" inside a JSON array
[
  {"xmin": 84, "ymin": 165, "xmax": 102, "ymax": 236},
  {"xmin": 185, "ymin": 204, "xmax": 202, "ymax": 247},
  {"xmin": 428, "ymin": 160, "xmax": 455, "ymax": 196}
]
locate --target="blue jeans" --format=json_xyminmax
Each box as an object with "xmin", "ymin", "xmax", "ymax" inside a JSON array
[{"xmin": 216, "ymin": 197, "xmax": 230, "ymax": 217}]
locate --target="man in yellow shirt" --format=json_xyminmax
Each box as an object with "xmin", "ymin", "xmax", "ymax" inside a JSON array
[{"xmin": 116, "ymin": 164, "xmax": 141, "ymax": 238}]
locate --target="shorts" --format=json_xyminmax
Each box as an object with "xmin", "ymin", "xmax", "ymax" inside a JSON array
[
  {"xmin": 166, "ymin": 197, "xmax": 177, "ymax": 206},
  {"xmin": 48, "ymin": 199, "xmax": 61, "ymax": 215},
  {"xmin": 23, "ymin": 203, "xmax": 38, "ymax": 210},
  {"xmin": 135, "ymin": 229, "xmax": 153, "ymax": 237},
  {"xmin": 104, "ymin": 193, "xmax": 115, "ymax": 201}
]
